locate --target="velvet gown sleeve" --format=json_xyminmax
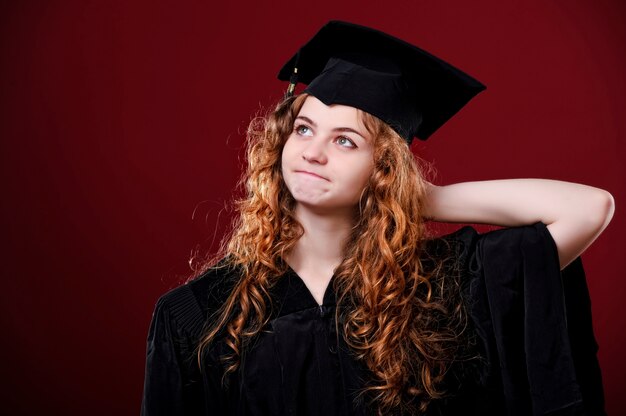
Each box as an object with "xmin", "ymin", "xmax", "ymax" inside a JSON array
[
  {"xmin": 450, "ymin": 221, "xmax": 606, "ymax": 416},
  {"xmin": 140, "ymin": 284, "xmax": 209, "ymax": 416}
]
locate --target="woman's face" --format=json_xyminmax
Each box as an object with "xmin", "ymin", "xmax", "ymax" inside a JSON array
[{"xmin": 281, "ymin": 96, "xmax": 375, "ymax": 213}]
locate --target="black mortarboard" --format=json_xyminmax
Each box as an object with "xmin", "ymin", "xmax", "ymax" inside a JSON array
[{"xmin": 277, "ymin": 21, "xmax": 486, "ymax": 143}]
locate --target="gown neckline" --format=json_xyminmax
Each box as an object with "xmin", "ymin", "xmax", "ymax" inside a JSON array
[{"xmin": 285, "ymin": 264, "xmax": 337, "ymax": 308}]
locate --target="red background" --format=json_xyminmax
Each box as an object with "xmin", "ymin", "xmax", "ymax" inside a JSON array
[{"xmin": 1, "ymin": 1, "xmax": 624, "ymax": 414}]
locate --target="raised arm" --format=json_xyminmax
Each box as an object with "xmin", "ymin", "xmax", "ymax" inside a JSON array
[{"xmin": 423, "ymin": 179, "xmax": 615, "ymax": 270}]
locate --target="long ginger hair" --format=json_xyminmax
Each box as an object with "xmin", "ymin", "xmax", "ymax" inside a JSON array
[{"xmin": 196, "ymin": 93, "xmax": 472, "ymax": 414}]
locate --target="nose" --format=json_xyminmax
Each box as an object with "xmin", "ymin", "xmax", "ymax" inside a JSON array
[{"xmin": 301, "ymin": 138, "xmax": 328, "ymax": 164}]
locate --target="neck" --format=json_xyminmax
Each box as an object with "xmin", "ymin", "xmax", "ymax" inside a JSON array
[{"xmin": 287, "ymin": 204, "xmax": 355, "ymax": 270}]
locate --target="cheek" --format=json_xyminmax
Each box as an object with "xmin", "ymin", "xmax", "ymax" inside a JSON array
[
  {"xmin": 337, "ymin": 160, "xmax": 373, "ymax": 205},
  {"xmin": 349, "ymin": 159, "xmax": 374, "ymax": 189},
  {"xmin": 280, "ymin": 138, "xmax": 293, "ymax": 170},
  {"xmin": 280, "ymin": 138, "xmax": 300, "ymax": 187},
  {"xmin": 281, "ymin": 136, "xmax": 298, "ymax": 165}
]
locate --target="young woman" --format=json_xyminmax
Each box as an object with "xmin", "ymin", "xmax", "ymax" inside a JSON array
[{"xmin": 141, "ymin": 21, "xmax": 614, "ymax": 415}]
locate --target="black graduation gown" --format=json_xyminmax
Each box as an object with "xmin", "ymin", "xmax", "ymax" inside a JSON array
[{"xmin": 140, "ymin": 222, "xmax": 605, "ymax": 415}]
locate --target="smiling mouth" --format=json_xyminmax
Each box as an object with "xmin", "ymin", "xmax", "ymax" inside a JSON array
[{"xmin": 295, "ymin": 170, "xmax": 329, "ymax": 181}]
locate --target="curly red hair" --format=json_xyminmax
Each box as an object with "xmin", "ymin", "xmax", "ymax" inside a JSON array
[{"xmin": 196, "ymin": 94, "xmax": 472, "ymax": 414}]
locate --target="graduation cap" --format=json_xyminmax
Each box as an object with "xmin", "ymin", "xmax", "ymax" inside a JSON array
[{"xmin": 277, "ymin": 20, "xmax": 486, "ymax": 143}]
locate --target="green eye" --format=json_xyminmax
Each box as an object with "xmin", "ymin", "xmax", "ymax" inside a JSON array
[
  {"xmin": 295, "ymin": 125, "xmax": 312, "ymax": 136},
  {"xmin": 336, "ymin": 136, "xmax": 356, "ymax": 148}
]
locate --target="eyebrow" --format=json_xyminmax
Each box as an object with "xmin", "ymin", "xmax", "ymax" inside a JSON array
[{"xmin": 295, "ymin": 116, "xmax": 368, "ymax": 141}]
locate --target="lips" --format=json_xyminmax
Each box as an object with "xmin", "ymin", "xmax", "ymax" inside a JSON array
[{"xmin": 294, "ymin": 170, "xmax": 330, "ymax": 181}]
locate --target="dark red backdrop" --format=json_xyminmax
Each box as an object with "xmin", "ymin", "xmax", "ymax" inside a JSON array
[{"xmin": 1, "ymin": 1, "xmax": 624, "ymax": 414}]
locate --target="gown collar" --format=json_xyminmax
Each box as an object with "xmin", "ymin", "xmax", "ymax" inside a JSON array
[{"xmin": 270, "ymin": 266, "xmax": 338, "ymax": 318}]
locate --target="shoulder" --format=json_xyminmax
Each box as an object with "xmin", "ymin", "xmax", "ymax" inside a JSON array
[
  {"xmin": 420, "ymin": 225, "xmax": 479, "ymax": 270},
  {"xmin": 428, "ymin": 221, "xmax": 556, "ymax": 257},
  {"xmin": 421, "ymin": 222, "xmax": 558, "ymax": 276},
  {"xmin": 151, "ymin": 259, "xmax": 241, "ymax": 339}
]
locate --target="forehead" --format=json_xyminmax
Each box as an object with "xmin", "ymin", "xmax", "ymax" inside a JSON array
[{"xmin": 297, "ymin": 96, "xmax": 368, "ymax": 131}]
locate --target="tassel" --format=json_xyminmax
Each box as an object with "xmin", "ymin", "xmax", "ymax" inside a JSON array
[{"xmin": 285, "ymin": 67, "xmax": 298, "ymax": 98}]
